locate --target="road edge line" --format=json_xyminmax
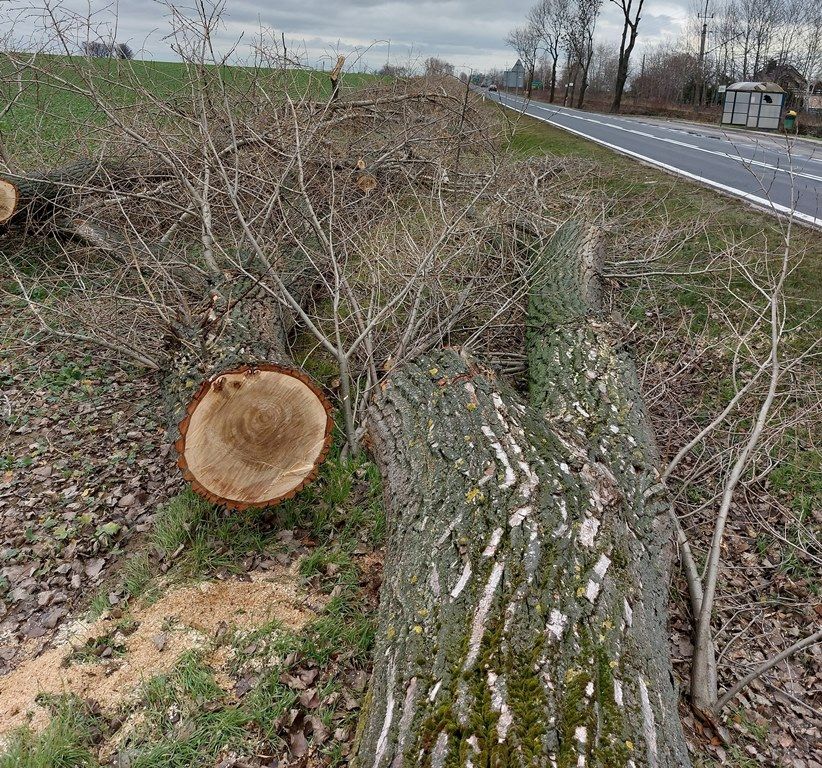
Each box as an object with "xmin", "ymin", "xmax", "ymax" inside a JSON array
[{"xmin": 495, "ymin": 96, "xmax": 821, "ymax": 230}]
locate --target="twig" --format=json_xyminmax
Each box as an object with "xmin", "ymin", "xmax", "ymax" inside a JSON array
[{"xmin": 716, "ymin": 628, "xmax": 822, "ymax": 711}]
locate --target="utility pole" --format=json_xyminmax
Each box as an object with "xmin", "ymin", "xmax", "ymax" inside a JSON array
[{"xmin": 695, "ymin": 0, "xmax": 712, "ymax": 106}]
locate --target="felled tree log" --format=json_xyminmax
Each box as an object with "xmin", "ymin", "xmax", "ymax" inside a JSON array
[
  {"xmin": 3, "ymin": 155, "xmax": 332, "ymax": 508},
  {"xmin": 357, "ymin": 222, "xmax": 689, "ymax": 767},
  {"xmin": 0, "ymin": 179, "xmax": 18, "ymax": 225},
  {"xmin": 169, "ymin": 252, "xmax": 333, "ymax": 509},
  {"xmin": 0, "ymin": 160, "xmax": 133, "ymax": 224}
]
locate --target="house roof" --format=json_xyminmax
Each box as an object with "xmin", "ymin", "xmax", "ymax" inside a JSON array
[{"xmin": 727, "ymin": 81, "xmax": 785, "ymax": 93}]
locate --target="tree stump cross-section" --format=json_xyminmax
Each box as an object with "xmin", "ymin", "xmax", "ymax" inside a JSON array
[
  {"xmin": 176, "ymin": 364, "xmax": 333, "ymax": 510},
  {"xmin": 0, "ymin": 179, "xmax": 18, "ymax": 225}
]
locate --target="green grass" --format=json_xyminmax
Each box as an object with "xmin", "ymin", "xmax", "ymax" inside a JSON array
[
  {"xmin": 501, "ymin": 112, "xmax": 821, "ymax": 319},
  {"xmin": 117, "ymin": 652, "xmax": 250, "ymax": 768},
  {"xmin": 0, "ymin": 696, "xmax": 104, "ymax": 768},
  {"xmin": 130, "ymin": 439, "xmax": 383, "ymax": 592},
  {"xmin": 0, "ymin": 54, "xmax": 383, "ymax": 162}
]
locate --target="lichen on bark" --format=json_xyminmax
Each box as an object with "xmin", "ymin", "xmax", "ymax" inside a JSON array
[{"xmin": 356, "ymin": 222, "xmax": 689, "ymax": 768}]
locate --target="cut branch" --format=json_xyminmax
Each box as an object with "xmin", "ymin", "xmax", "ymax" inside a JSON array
[{"xmin": 715, "ymin": 628, "xmax": 822, "ymax": 711}]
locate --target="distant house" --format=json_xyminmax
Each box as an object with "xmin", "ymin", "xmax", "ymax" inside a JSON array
[
  {"xmin": 754, "ymin": 61, "xmax": 807, "ymax": 108},
  {"xmin": 503, "ymin": 60, "xmax": 525, "ymax": 89},
  {"xmin": 808, "ymin": 81, "xmax": 822, "ymax": 115}
]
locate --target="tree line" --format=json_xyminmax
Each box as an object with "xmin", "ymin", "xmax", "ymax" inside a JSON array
[
  {"xmin": 82, "ymin": 41, "xmax": 134, "ymax": 60},
  {"xmin": 503, "ymin": 0, "xmax": 821, "ymax": 112},
  {"xmin": 505, "ymin": 0, "xmax": 643, "ymax": 112}
]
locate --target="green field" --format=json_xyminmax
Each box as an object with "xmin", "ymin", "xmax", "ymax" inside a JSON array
[{"xmin": 0, "ymin": 55, "xmax": 380, "ymax": 163}]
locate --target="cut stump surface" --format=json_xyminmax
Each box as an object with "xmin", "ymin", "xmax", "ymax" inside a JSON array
[
  {"xmin": 0, "ymin": 179, "xmax": 18, "ymax": 225},
  {"xmin": 176, "ymin": 364, "xmax": 333, "ymax": 509}
]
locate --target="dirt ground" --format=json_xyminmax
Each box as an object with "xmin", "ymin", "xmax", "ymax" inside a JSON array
[{"xmin": 1, "ymin": 308, "xmax": 820, "ymax": 766}]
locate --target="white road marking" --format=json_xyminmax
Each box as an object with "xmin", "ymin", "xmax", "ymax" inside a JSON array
[
  {"xmin": 500, "ymin": 95, "xmax": 822, "ymax": 183},
  {"xmin": 493, "ymin": 94, "xmax": 821, "ymax": 228}
]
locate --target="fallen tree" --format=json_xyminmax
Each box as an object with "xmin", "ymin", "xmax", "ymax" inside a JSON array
[
  {"xmin": 358, "ymin": 222, "xmax": 689, "ymax": 767},
  {"xmin": 2, "ymin": 161, "xmax": 335, "ymax": 508},
  {"xmin": 0, "ymin": 160, "xmax": 141, "ymax": 226}
]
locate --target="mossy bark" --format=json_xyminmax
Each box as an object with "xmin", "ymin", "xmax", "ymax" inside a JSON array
[{"xmin": 357, "ymin": 223, "xmax": 689, "ymax": 767}]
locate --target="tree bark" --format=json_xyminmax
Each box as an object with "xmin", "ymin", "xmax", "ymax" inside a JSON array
[
  {"xmin": 576, "ymin": 53, "xmax": 592, "ymax": 109},
  {"xmin": 549, "ymin": 54, "xmax": 558, "ymax": 103},
  {"xmin": 0, "ymin": 160, "xmax": 137, "ymax": 225},
  {"xmin": 611, "ymin": 58, "xmax": 630, "ymax": 114},
  {"xmin": 356, "ymin": 222, "xmax": 689, "ymax": 767}
]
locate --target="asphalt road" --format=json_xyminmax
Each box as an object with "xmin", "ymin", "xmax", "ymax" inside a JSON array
[{"xmin": 486, "ymin": 89, "xmax": 822, "ymax": 228}]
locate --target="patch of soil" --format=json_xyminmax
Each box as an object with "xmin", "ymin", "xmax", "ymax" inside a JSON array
[{"xmin": 0, "ymin": 571, "xmax": 325, "ymax": 736}]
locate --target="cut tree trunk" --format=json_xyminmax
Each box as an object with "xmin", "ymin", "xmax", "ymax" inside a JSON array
[
  {"xmin": 0, "ymin": 160, "xmax": 133, "ymax": 224},
  {"xmin": 168, "ymin": 256, "xmax": 332, "ymax": 509},
  {"xmin": 176, "ymin": 363, "xmax": 332, "ymax": 509},
  {"xmin": 0, "ymin": 179, "xmax": 18, "ymax": 225},
  {"xmin": 357, "ymin": 222, "xmax": 689, "ymax": 767}
]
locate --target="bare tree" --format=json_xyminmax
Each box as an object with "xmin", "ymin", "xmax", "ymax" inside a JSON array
[
  {"xmin": 113, "ymin": 42, "xmax": 134, "ymax": 60},
  {"xmin": 82, "ymin": 40, "xmax": 112, "ymax": 58},
  {"xmin": 795, "ymin": 0, "xmax": 822, "ymax": 88},
  {"xmin": 506, "ymin": 23, "xmax": 541, "ymax": 97},
  {"xmin": 528, "ymin": 0, "xmax": 570, "ymax": 102},
  {"xmin": 610, "ymin": 0, "xmax": 645, "ymax": 112},
  {"xmin": 565, "ymin": 0, "xmax": 602, "ymax": 107},
  {"xmin": 424, "ymin": 56, "xmax": 455, "ymax": 77}
]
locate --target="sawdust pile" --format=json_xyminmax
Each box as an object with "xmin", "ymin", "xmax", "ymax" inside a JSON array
[{"xmin": 0, "ymin": 572, "xmax": 324, "ymax": 736}]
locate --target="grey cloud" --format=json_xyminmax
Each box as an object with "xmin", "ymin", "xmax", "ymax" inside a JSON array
[{"xmin": 3, "ymin": 0, "xmax": 692, "ymax": 72}]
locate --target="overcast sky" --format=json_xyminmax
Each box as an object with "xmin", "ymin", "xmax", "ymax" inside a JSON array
[{"xmin": 3, "ymin": 0, "xmax": 695, "ymax": 73}]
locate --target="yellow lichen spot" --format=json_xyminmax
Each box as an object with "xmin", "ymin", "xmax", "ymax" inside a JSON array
[
  {"xmin": 576, "ymin": 586, "xmax": 586, "ymax": 598},
  {"xmin": 409, "ymin": 574, "xmax": 418, "ymax": 584},
  {"xmin": 625, "ymin": 741, "xmax": 634, "ymax": 751},
  {"xmin": 609, "ymin": 660, "xmax": 618, "ymax": 669},
  {"xmin": 429, "ymin": 368, "xmax": 439, "ymax": 376},
  {"xmin": 413, "ymin": 625, "xmax": 423, "ymax": 634},
  {"xmin": 417, "ymin": 608, "xmax": 429, "ymax": 618},
  {"xmin": 564, "ymin": 668, "xmax": 582, "ymax": 683},
  {"xmin": 387, "ymin": 625, "xmax": 396, "ymax": 640},
  {"xmin": 465, "ymin": 488, "xmax": 484, "ymax": 503},
  {"xmin": 454, "ymin": 458, "xmax": 464, "ymax": 467},
  {"xmin": 466, "ymin": 401, "xmax": 477, "ymax": 411},
  {"xmin": 602, "ymin": 619, "xmax": 613, "ymax": 630}
]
